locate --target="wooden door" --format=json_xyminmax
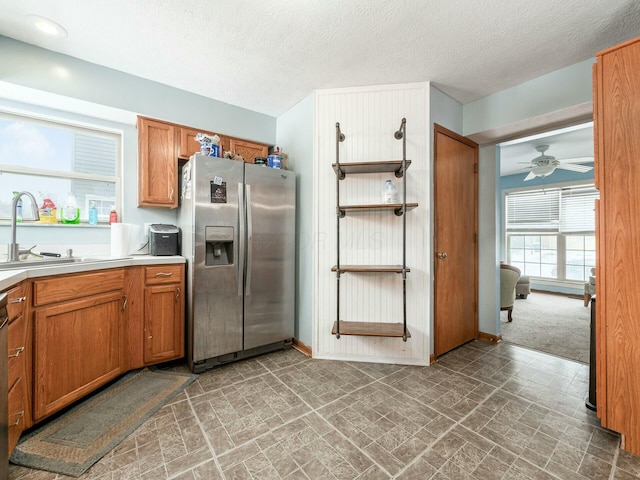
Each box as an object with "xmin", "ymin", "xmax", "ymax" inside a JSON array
[{"xmin": 434, "ymin": 124, "xmax": 478, "ymax": 357}]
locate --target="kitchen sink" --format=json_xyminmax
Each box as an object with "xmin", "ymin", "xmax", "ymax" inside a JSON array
[{"xmin": 0, "ymin": 256, "xmax": 132, "ymax": 270}]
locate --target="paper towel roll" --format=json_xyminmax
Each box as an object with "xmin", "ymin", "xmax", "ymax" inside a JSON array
[{"xmin": 110, "ymin": 223, "xmax": 141, "ymax": 257}]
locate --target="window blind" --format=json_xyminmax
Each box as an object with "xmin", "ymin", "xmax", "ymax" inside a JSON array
[
  {"xmin": 506, "ymin": 185, "xmax": 597, "ymax": 233},
  {"xmin": 506, "ymin": 189, "xmax": 560, "ymax": 231},
  {"xmin": 560, "ymin": 187, "xmax": 598, "ymax": 233}
]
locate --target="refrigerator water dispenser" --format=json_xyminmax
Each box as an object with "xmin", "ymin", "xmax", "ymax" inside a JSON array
[{"xmin": 205, "ymin": 226, "xmax": 234, "ymax": 266}]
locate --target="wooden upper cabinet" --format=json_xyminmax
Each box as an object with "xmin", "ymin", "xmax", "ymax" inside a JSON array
[
  {"xmin": 178, "ymin": 127, "xmax": 203, "ymax": 160},
  {"xmin": 138, "ymin": 117, "xmax": 178, "ymax": 208},
  {"xmin": 228, "ymin": 138, "xmax": 268, "ymax": 163}
]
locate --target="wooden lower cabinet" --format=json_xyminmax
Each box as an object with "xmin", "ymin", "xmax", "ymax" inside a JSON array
[
  {"xmin": 143, "ymin": 265, "xmax": 184, "ymax": 364},
  {"xmin": 5, "ymin": 262, "xmax": 185, "ymax": 450},
  {"xmin": 32, "ymin": 290, "xmax": 125, "ymax": 421},
  {"xmin": 144, "ymin": 284, "xmax": 184, "ymax": 363},
  {"xmin": 8, "ymin": 378, "xmax": 26, "ymax": 453},
  {"xmin": 5, "ymin": 281, "xmax": 29, "ymax": 455}
]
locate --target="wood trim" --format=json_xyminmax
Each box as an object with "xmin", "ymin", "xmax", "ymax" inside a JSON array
[
  {"xmin": 429, "ymin": 354, "xmax": 436, "ymax": 365},
  {"xmin": 595, "ymin": 35, "xmax": 640, "ymax": 58},
  {"xmin": 478, "ymin": 331, "xmax": 502, "ymax": 344},
  {"xmin": 293, "ymin": 338, "xmax": 312, "ymax": 357}
]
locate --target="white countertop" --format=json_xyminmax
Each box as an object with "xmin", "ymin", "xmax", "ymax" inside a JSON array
[{"xmin": 0, "ymin": 255, "xmax": 185, "ymax": 291}]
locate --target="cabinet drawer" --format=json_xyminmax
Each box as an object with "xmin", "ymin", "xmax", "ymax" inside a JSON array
[
  {"xmin": 6, "ymin": 282, "xmax": 27, "ymax": 322},
  {"xmin": 8, "ymin": 377, "xmax": 26, "ymax": 454},
  {"xmin": 33, "ymin": 268, "xmax": 125, "ymax": 306},
  {"xmin": 8, "ymin": 312, "xmax": 26, "ymax": 386},
  {"xmin": 145, "ymin": 265, "xmax": 183, "ymax": 285}
]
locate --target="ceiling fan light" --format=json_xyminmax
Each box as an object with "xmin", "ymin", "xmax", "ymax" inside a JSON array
[{"xmin": 531, "ymin": 164, "xmax": 556, "ymax": 177}]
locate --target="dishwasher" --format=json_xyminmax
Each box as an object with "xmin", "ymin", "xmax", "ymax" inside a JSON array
[{"xmin": 1, "ymin": 292, "xmax": 8, "ymax": 480}]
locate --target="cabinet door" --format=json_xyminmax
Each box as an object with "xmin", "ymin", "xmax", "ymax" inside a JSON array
[
  {"xmin": 596, "ymin": 37, "xmax": 640, "ymax": 454},
  {"xmin": 138, "ymin": 117, "xmax": 178, "ymax": 208},
  {"xmin": 8, "ymin": 378, "xmax": 25, "ymax": 455},
  {"xmin": 33, "ymin": 291, "xmax": 125, "ymax": 421},
  {"xmin": 144, "ymin": 284, "xmax": 184, "ymax": 364},
  {"xmin": 228, "ymin": 138, "xmax": 268, "ymax": 164},
  {"xmin": 179, "ymin": 127, "xmax": 203, "ymax": 159}
]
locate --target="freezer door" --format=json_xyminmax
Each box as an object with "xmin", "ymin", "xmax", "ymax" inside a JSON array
[
  {"xmin": 191, "ymin": 156, "xmax": 245, "ymax": 361},
  {"xmin": 244, "ymin": 165, "xmax": 296, "ymax": 350}
]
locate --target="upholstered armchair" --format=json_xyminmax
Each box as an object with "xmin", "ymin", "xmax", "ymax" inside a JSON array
[
  {"xmin": 584, "ymin": 267, "xmax": 596, "ymax": 306},
  {"xmin": 500, "ymin": 263, "xmax": 521, "ymax": 322}
]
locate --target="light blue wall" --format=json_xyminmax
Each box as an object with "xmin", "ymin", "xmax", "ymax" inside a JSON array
[
  {"xmin": 276, "ymin": 95, "xmax": 314, "ymax": 346},
  {"xmin": 463, "ymin": 59, "xmax": 594, "ymax": 137},
  {"xmin": 0, "ymin": 36, "xmax": 275, "ymax": 143},
  {"xmin": 478, "ymin": 145, "xmax": 501, "ymax": 337},
  {"xmin": 0, "ymin": 37, "xmax": 277, "ymax": 250},
  {"xmin": 430, "ymin": 86, "xmax": 463, "ymax": 133}
]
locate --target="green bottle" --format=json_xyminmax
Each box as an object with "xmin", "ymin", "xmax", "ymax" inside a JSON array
[{"xmin": 61, "ymin": 193, "xmax": 80, "ymax": 224}]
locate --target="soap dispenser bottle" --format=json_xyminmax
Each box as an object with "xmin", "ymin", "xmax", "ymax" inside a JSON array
[{"xmin": 61, "ymin": 192, "xmax": 80, "ymax": 224}]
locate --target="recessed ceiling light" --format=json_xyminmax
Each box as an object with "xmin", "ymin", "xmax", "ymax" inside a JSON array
[{"xmin": 25, "ymin": 14, "xmax": 68, "ymax": 38}]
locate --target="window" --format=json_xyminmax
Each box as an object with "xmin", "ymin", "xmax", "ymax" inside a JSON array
[
  {"xmin": 0, "ymin": 111, "xmax": 120, "ymax": 224},
  {"xmin": 505, "ymin": 185, "xmax": 597, "ymax": 282}
]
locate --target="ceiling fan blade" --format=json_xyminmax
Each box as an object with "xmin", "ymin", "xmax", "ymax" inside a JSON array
[
  {"xmin": 557, "ymin": 156, "xmax": 594, "ymax": 163},
  {"xmin": 556, "ymin": 163, "xmax": 593, "ymax": 173},
  {"xmin": 523, "ymin": 171, "xmax": 537, "ymax": 181}
]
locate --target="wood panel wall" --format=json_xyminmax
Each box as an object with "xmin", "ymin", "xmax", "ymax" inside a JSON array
[{"xmin": 313, "ymin": 84, "xmax": 430, "ymax": 365}]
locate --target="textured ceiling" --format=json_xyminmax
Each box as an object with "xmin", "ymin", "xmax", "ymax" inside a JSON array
[{"xmin": 0, "ymin": 0, "xmax": 639, "ymax": 118}]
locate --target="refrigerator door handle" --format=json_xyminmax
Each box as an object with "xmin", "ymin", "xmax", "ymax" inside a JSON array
[
  {"xmin": 237, "ymin": 182, "xmax": 245, "ymax": 297},
  {"xmin": 246, "ymin": 184, "xmax": 253, "ymax": 297}
]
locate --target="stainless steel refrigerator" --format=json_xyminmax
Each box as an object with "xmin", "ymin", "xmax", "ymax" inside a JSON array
[{"xmin": 178, "ymin": 155, "xmax": 296, "ymax": 373}]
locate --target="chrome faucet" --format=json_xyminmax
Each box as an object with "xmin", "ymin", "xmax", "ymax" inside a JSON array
[{"xmin": 8, "ymin": 191, "xmax": 40, "ymax": 262}]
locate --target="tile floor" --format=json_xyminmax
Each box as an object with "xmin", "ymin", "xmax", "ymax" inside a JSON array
[{"xmin": 8, "ymin": 341, "xmax": 640, "ymax": 479}]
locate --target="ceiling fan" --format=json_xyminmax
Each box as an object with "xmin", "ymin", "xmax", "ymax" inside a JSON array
[{"xmin": 520, "ymin": 145, "xmax": 593, "ymax": 181}]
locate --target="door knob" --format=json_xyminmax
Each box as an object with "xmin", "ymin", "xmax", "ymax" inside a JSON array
[{"xmin": 437, "ymin": 252, "xmax": 448, "ymax": 259}]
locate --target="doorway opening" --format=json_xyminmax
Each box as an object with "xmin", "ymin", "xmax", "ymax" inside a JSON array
[{"xmin": 496, "ymin": 121, "xmax": 595, "ymax": 364}]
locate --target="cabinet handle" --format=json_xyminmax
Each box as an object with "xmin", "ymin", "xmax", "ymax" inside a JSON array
[
  {"xmin": 155, "ymin": 272, "xmax": 173, "ymax": 277},
  {"xmin": 122, "ymin": 295, "xmax": 128, "ymax": 311},
  {"xmin": 8, "ymin": 346, "xmax": 24, "ymax": 358},
  {"xmin": 10, "ymin": 296, "xmax": 27, "ymax": 304},
  {"xmin": 10, "ymin": 410, "xmax": 24, "ymax": 427},
  {"xmin": 176, "ymin": 287, "xmax": 180, "ymax": 302},
  {"xmin": 170, "ymin": 187, "xmax": 174, "ymax": 201}
]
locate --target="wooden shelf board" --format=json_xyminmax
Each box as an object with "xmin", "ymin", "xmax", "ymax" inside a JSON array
[
  {"xmin": 332, "ymin": 160, "xmax": 412, "ymax": 177},
  {"xmin": 339, "ymin": 203, "xmax": 418, "ymax": 214},
  {"xmin": 331, "ymin": 265, "xmax": 410, "ymax": 273},
  {"xmin": 331, "ymin": 321, "xmax": 410, "ymax": 338}
]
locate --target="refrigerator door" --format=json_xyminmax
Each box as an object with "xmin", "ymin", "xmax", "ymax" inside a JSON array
[
  {"xmin": 190, "ymin": 155, "xmax": 245, "ymax": 362},
  {"xmin": 243, "ymin": 164, "xmax": 296, "ymax": 350}
]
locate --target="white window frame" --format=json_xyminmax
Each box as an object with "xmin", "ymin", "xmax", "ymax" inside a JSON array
[
  {"xmin": 0, "ymin": 109, "xmax": 122, "ymax": 223},
  {"xmin": 503, "ymin": 182, "xmax": 597, "ymax": 285}
]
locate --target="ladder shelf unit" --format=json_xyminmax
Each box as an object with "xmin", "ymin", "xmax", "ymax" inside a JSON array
[{"xmin": 332, "ymin": 118, "xmax": 416, "ymax": 341}]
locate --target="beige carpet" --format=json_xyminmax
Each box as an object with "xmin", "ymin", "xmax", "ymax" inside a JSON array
[{"xmin": 500, "ymin": 291, "xmax": 591, "ymax": 364}]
